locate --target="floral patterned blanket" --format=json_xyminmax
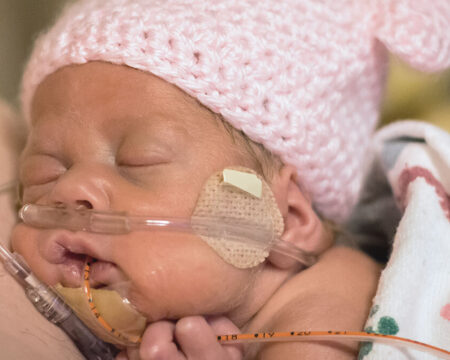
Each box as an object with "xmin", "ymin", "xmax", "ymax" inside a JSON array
[{"xmin": 352, "ymin": 121, "xmax": 450, "ymax": 359}]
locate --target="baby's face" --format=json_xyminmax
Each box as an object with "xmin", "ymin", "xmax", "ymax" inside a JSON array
[{"xmin": 12, "ymin": 62, "xmax": 262, "ymax": 322}]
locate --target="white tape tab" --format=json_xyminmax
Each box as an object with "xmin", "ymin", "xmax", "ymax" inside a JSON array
[{"xmin": 222, "ymin": 169, "xmax": 262, "ymax": 198}]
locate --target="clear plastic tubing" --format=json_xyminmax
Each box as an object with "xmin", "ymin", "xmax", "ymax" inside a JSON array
[
  {"xmin": 19, "ymin": 203, "xmax": 317, "ymax": 267},
  {"xmin": 0, "ymin": 243, "xmax": 119, "ymax": 359}
]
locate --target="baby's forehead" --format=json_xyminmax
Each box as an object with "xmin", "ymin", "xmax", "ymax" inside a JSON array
[
  {"xmin": 31, "ymin": 63, "xmax": 221, "ymax": 132},
  {"xmin": 34, "ymin": 63, "xmax": 204, "ymax": 112}
]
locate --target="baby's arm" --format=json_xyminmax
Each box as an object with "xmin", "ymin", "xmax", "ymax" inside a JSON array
[{"xmin": 252, "ymin": 246, "xmax": 381, "ymax": 360}]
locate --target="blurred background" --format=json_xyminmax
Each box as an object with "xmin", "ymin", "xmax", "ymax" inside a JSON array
[
  {"xmin": 0, "ymin": 0, "xmax": 449, "ymax": 130},
  {"xmin": 0, "ymin": 0, "xmax": 70, "ymax": 105}
]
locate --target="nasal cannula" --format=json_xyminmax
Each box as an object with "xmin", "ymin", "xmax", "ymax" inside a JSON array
[
  {"xmin": 2, "ymin": 199, "xmax": 450, "ymax": 358},
  {"xmin": 19, "ymin": 203, "xmax": 317, "ymax": 267}
]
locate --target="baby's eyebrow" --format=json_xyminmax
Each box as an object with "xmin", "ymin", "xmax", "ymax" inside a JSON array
[
  {"xmin": 26, "ymin": 114, "xmax": 76, "ymax": 150},
  {"xmin": 118, "ymin": 115, "xmax": 191, "ymax": 144}
]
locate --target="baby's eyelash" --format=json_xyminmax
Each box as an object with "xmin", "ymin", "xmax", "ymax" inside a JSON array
[
  {"xmin": 20, "ymin": 154, "xmax": 67, "ymax": 186},
  {"xmin": 116, "ymin": 155, "xmax": 171, "ymax": 168},
  {"xmin": 21, "ymin": 171, "xmax": 63, "ymax": 187}
]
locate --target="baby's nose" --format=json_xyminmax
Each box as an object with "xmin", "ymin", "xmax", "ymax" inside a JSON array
[{"xmin": 47, "ymin": 164, "xmax": 111, "ymax": 211}]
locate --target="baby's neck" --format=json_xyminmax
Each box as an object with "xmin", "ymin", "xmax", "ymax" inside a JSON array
[{"xmin": 227, "ymin": 263, "xmax": 297, "ymax": 329}]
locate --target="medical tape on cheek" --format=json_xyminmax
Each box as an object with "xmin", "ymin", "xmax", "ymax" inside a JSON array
[{"xmin": 192, "ymin": 167, "xmax": 284, "ymax": 269}]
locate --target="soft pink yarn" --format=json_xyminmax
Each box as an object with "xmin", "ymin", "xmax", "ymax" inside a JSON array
[{"xmin": 21, "ymin": 0, "xmax": 450, "ymax": 222}]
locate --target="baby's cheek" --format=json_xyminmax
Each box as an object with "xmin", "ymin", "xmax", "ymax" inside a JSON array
[
  {"xmin": 11, "ymin": 223, "xmax": 34, "ymax": 256},
  {"xmin": 10, "ymin": 224, "xmax": 60, "ymax": 285},
  {"xmin": 117, "ymin": 248, "xmax": 208, "ymax": 319},
  {"xmin": 113, "ymin": 233, "xmax": 252, "ymax": 321}
]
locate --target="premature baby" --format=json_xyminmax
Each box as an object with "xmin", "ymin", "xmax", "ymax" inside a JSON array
[{"xmin": 13, "ymin": 0, "xmax": 446, "ymax": 358}]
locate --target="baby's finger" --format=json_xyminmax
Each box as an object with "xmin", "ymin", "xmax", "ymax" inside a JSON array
[
  {"xmin": 206, "ymin": 315, "xmax": 244, "ymax": 359},
  {"xmin": 175, "ymin": 316, "xmax": 242, "ymax": 360},
  {"xmin": 139, "ymin": 320, "xmax": 185, "ymax": 360}
]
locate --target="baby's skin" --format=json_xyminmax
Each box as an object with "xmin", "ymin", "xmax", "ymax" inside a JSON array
[
  {"xmin": 11, "ymin": 62, "xmax": 381, "ymax": 359},
  {"xmin": 0, "ymin": 100, "xmax": 83, "ymax": 359}
]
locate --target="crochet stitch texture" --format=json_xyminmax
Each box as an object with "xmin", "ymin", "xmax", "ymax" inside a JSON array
[{"xmin": 21, "ymin": 0, "xmax": 450, "ymax": 222}]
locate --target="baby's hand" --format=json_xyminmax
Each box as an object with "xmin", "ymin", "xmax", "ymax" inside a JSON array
[{"xmin": 116, "ymin": 316, "xmax": 243, "ymax": 360}]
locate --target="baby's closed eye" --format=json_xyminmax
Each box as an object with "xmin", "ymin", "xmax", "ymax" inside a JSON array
[
  {"xmin": 20, "ymin": 154, "xmax": 66, "ymax": 187},
  {"xmin": 19, "ymin": 154, "xmax": 66, "ymax": 203},
  {"xmin": 116, "ymin": 135, "xmax": 176, "ymax": 169},
  {"xmin": 115, "ymin": 141, "xmax": 176, "ymax": 184},
  {"xmin": 116, "ymin": 151, "xmax": 172, "ymax": 168}
]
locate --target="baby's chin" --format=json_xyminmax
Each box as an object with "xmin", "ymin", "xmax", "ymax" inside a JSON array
[
  {"xmin": 125, "ymin": 274, "xmax": 244, "ymax": 324},
  {"xmin": 125, "ymin": 286, "xmax": 216, "ymax": 323}
]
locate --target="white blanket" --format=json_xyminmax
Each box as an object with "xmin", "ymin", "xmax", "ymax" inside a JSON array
[{"xmin": 355, "ymin": 121, "xmax": 450, "ymax": 359}]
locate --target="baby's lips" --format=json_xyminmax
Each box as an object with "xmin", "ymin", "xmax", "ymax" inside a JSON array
[
  {"xmin": 38, "ymin": 230, "xmax": 118, "ymax": 287},
  {"xmin": 59, "ymin": 257, "xmax": 127, "ymax": 289},
  {"xmin": 42, "ymin": 230, "xmax": 113, "ymax": 264}
]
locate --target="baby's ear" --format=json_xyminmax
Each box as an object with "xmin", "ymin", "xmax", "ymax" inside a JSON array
[
  {"xmin": 375, "ymin": 0, "xmax": 450, "ymax": 72},
  {"xmin": 268, "ymin": 165, "xmax": 333, "ymax": 270}
]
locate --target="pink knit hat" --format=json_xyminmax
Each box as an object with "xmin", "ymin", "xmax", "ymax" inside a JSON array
[{"xmin": 21, "ymin": 0, "xmax": 450, "ymax": 222}]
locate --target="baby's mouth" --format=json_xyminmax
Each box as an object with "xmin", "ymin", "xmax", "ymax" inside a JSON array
[
  {"xmin": 43, "ymin": 231, "xmax": 126, "ymax": 289},
  {"xmin": 58, "ymin": 249, "xmax": 122, "ymax": 289},
  {"xmin": 58, "ymin": 249, "xmax": 87, "ymax": 287}
]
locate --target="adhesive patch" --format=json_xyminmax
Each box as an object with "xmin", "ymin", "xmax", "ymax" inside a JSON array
[
  {"xmin": 55, "ymin": 284, "xmax": 146, "ymax": 346},
  {"xmin": 192, "ymin": 167, "xmax": 284, "ymax": 268},
  {"xmin": 222, "ymin": 168, "xmax": 262, "ymax": 198}
]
